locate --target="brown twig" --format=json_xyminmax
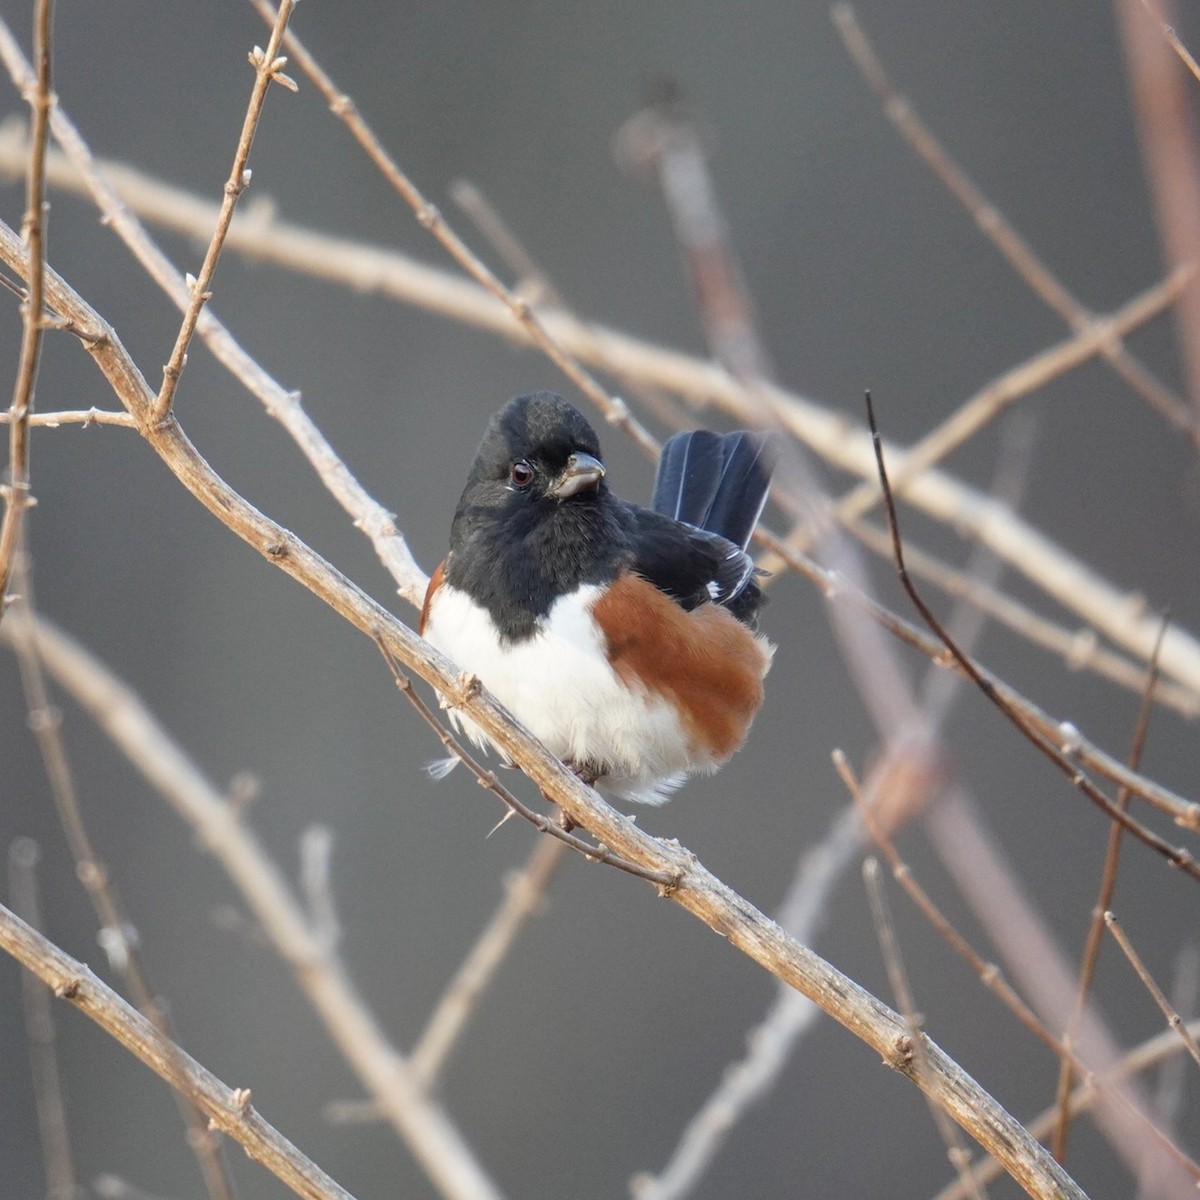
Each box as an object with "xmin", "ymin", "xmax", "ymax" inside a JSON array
[
  {"xmin": 836, "ymin": 754, "xmax": 1059, "ymax": 1057},
  {"xmin": 832, "ymin": 2, "xmax": 1200, "ymax": 444},
  {"xmin": 9, "ymin": 838, "xmax": 79, "ymax": 1200},
  {"xmin": 865, "ymin": 391, "xmax": 1200, "ymax": 882},
  {"xmin": 862, "ymin": 856, "xmax": 985, "ymax": 1200},
  {"xmin": 6, "ymin": 612, "xmax": 505, "ymax": 1200},
  {"xmin": 0, "ymin": 224, "xmax": 1087, "ymax": 1200},
  {"xmin": 248, "ymin": 0, "xmax": 661, "ymax": 460},
  {"xmin": 151, "ymin": 0, "xmax": 297, "ymax": 423},
  {"xmin": 1051, "ymin": 617, "xmax": 1167, "ymax": 1160},
  {"xmin": 8, "ymin": 560, "xmax": 238, "ymax": 1200},
  {"xmin": 0, "ymin": 899, "xmax": 355, "ymax": 1200},
  {"xmin": 0, "ymin": 0, "xmax": 52, "ymax": 614},
  {"xmin": 1106, "ymin": 912, "xmax": 1200, "ymax": 1072},
  {"xmin": 838, "ymin": 758, "xmax": 1200, "ymax": 1192}
]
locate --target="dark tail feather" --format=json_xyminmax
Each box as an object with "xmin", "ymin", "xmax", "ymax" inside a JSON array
[{"xmin": 652, "ymin": 430, "xmax": 774, "ymax": 549}]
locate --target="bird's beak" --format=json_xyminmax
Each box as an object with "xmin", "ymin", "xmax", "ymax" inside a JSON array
[{"xmin": 549, "ymin": 452, "xmax": 605, "ymax": 499}]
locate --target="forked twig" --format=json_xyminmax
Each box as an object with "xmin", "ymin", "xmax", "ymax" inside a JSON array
[
  {"xmin": 1051, "ymin": 617, "xmax": 1167, "ymax": 1160},
  {"xmin": 865, "ymin": 391, "xmax": 1200, "ymax": 882},
  {"xmin": 152, "ymin": 0, "xmax": 297, "ymax": 422}
]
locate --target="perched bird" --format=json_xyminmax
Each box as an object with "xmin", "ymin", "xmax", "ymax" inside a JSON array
[{"xmin": 421, "ymin": 391, "xmax": 775, "ymax": 804}]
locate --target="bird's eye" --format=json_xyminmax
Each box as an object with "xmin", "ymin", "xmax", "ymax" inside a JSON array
[{"xmin": 510, "ymin": 460, "xmax": 534, "ymax": 488}]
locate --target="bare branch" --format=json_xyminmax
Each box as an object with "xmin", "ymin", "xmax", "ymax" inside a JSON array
[
  {"xmin": 7, "ymin": 612, "xmax": 505, "ymax": 1200},
  {"xmin": 9, "ymin": 837, "xmax": 79, "ymax": 1200},
  {"xmin": 409, "ymin": 836, "xmax": 567, "ymax": 1091},
  {"xmin": 152, "ymin": 0, "xmax": 296, "ymax": 422},
  {"xmin": 0, "ymin": 406, "xmax": 135, "ymax": 427},
  {"xmin": 866, "ymin": 391, "xmax": 1200, "ymax": 881},
  {"xmin": 1106, "ymin": 913, "xmax": 1200, "ymax": 1072},
  {"xmin": 1052, "ymin": 617, "xmax": 1167, "ymax": 1160},
  {"xmin": 0, "ymin": 899, "xmax": 355, "ymax": 1200},
  {"xmin": 832, "ymin": 2, "xmax": 1200, "ymax": 442},
  {"xmin": 0, "ymin": 0, "xmax": 52, "ymax": 614},
  {"xmin": 862, "ymin": 856, "xmax": 985, "ymax": 1199}
]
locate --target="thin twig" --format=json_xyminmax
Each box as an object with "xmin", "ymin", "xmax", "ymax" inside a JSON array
[
  {"xmin": 865, "ymin": 391, "xmax": 1200, "ymax": 882},
  {"xmin": 931, "ymin": 1019, "xmax": 1200, "ymax": 1200},
  {"xmin": 832, "ymin": 2, "xmax": 1200, "ymax": 443},
  {"xmin": 0, "ymin": 0, "xmax": 52, "ymax": 614},
  {"xmin": 844, "ymin": 512, "xmax": 1200, "ymax": 720},
  {"xmin": 449, "ymin": 179, "xmax": 563, "ymax": 307},
  {"xmin": 248, "ymin": 0, "xmax": 661, "ymax": 459},
  {"xmin": 862, "ymin": 856, "xmax": 985, "ymax": 1200},
  {"xmin": 1106, "ymin": 912, "xmax": 1200, "ymax": 1072},
  {"xmin": 0, "ymin": 899, "xmax": 355, "ymax": 1200},
  {"xmin": 836, "ymin": 754, "xmax": 1059, "ymax": 1056},
  {"xmin": 837, "ymin": 758, "xmax": 1200, "ymax": 1192},
  {"xmin": 811, "ymin": 269, "xmax": 1191, "ymax": 543},
  {"xmin": 8, "ymin": 560, "xmax": 238, "ymax": 1200},
  {"xmin": 0, "ymin": 32, "xmax": 428, "ymax": 606},
  {"xmin": 7, "ymin": 612, "xmax": 505, "ymax": 1200},
  {"xmin": 0, "ymin": 406, "xmax": 135, "ymax": 427},
  {"xmin": 9, "ymin": 838, "xmax": 80, "ymax": 1200},
  {"xmin": 0, "ymin": 233, "xmax": 1087, "ymax": 1200},
  {"xmin": 373, "ymin": 632, "xmax": 679, "ymax": 889},
  {"xmin": 1051, "ymin": 616, "xmax": 1167, "ymax": 1161},
  {"xmin": 151, "ymin": 0, "xmax": 297, "ymax": 422}
]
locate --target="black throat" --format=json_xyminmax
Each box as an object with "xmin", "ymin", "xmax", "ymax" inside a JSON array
[{"xmin": 446, "ymin": 491, "xmax": 628, "ymax": 642}]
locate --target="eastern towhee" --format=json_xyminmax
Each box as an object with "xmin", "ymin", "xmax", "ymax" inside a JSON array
[{"xmin": 421, "ymin": 391, "xmax": 775, "ymax": 804}]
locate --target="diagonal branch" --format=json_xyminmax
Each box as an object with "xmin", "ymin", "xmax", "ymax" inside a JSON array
[
  {"xmin": 0, "ymin": 899, "xmax": 354, "ymax": 1200},
  {"xmin": 0, "ymin": 213, "xmax": 1087, "ymax": 1200}
]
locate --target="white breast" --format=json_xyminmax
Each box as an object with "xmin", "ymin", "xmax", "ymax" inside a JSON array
[{"xmin": 422, "ymin": 583, "xmax": 696, "ymax": 804}]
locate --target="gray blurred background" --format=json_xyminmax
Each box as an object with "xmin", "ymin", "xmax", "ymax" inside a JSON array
[{"xmin": 2, "ymin": 2, "xmax": 1199, "ymax": 1197}]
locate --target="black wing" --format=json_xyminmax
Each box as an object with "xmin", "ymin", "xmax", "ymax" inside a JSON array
[{"xmin": 622, "ymin": 504, "xmax": 761, "ymax": 623}]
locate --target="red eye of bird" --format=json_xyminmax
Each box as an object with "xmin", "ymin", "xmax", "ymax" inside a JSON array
[{"xmin": 510, "ymin": 461, "xmax": 534, "ymax": 487}]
